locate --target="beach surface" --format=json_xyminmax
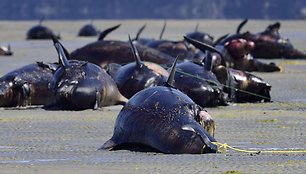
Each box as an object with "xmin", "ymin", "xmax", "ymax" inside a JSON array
[{"xmin": 0, "ymin": 20, "xmax": 305, "ymax": 174}]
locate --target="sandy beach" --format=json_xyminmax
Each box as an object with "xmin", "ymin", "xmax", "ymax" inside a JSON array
[{"xmin": 0, "ymin": 20, "xmax": 305, "ymax": 174}]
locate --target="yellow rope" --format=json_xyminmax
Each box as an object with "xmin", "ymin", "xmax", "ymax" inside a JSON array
[{"xmin": 212, "ymin": 142, "xmax": 306, "ymax": 154}]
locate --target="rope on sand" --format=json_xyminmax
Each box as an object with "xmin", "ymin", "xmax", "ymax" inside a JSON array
[{"xmin": 212, "ymin": 142, "xmax": 306, "ymax": 154}]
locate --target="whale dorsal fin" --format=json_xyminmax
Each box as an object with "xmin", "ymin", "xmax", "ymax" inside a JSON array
[
  {"xmin": 97, "ymin": 24, "xmax": 121, "ymax": 41},
  {"xmin": 128, "ymin": 35, "xmax": 143, "ymax": 69},
  {"xmin": 39, "ymin": 16, "xmax": 45, "ymax": 25},
  {"xmin": 213, "ymin": 33, "xmax": 229, "ymax": 46},
  {"xmin": 159, "ymin": 20, "xmax": 167, "ymax": 40},
  {"xmin": 184, "ymin": 36, "xmax": 224, "ymax": 60},
  {"xmin": 52, "ymin": 36, "xmax": 70, "ymax": 68},
  {"xmin": 204, "ymin": 51, "xmax": 213, "ymax": 71},
  {"xmin": 236, "ymin": 19, "xmax": 248, "ymax": 34},
  {"xmin": 267, "ymin": 22, "xmax": 281, "ymax": 31},
  {"xmin": 134, "ymin": 24, "xmax": 147, "ymax": 41},
  {"xmin": 166, "ymin": 56, "xmax": 179, "ymax": 87},
  {"xmin": 195, "ymin": 22, "xmax": 199, "ymax": 32}
]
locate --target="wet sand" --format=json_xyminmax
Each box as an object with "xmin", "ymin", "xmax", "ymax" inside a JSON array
[{"xmin": 0, "ymin": 20, "xmax": 305, "ymax": 174}]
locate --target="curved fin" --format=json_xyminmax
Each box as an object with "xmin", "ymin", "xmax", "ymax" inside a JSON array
[
  {"xmin": 134, "ymin": 24, "xmax": 146, "ymax": 41},
  {"xmin": 98, "ymin": 139, "xmax": 117, "ymax": 151},
  {"xmin": 275, "ymin": 22, "xmax": 281, "ymax": 29},
  {"xmin": 195, "ymin": 22, "xmax": 199, "ymax": 32},
  {"xmin": 159, "ymin": 20, "xmax": 167, "ymax": 40},
  {"xmin": 204, "ymin": 52, "xmax": 213, "ymax": 71},
  {"xmin": 181, "ymin": 124, "xmax": 217, "ymax": 152},
  {"xmin": 184, "ymin": 36, "xmax": 224, "ymax": 59},
  {"xmin": 213, "ymin": 33, "xmax": 229, "ymax": 46},
  {"xmin": 128, "ymin": 35, "xmax": 143, "ymax": 69},
  {"xmin": 236, "ymin": 19, "xmax": 248, "ymax": 34},
  {"xmin": 52, "ymin": 36, "xmax": 70, "ymax": 68},
  {"xmin": 49, "ymin": 67, "xmax": 65, "ymax": 93},
  {"xmin": 267, "ymin": 22, "xmax": 281, "ymax": 31},
  {"xmin": 166, "ymin": 56, "xmax": 179, "ymax": 87},
  {"xmin": 97, "ymin": 24, "xmax": 121, "ymax": 41},
  {"xmin": 39, "ymin": 16, "xmax": 45, "ymax": 25}
]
